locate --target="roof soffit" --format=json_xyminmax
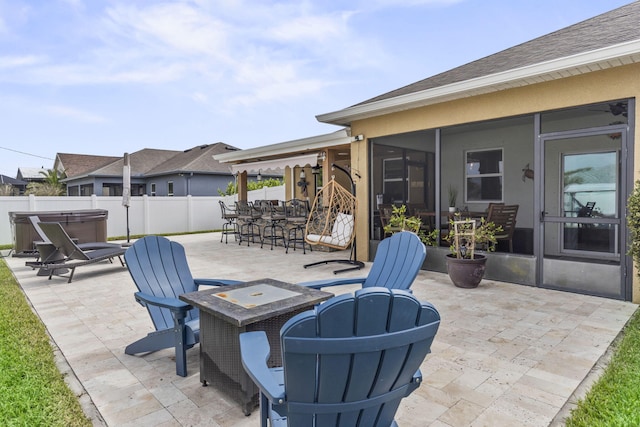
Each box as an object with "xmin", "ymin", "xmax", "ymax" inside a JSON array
[{"xmin": 214, "ymin": 129, "xmax": 352, "ymax": 163}]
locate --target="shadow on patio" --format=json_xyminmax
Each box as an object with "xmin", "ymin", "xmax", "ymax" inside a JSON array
[{"xmin": 5, "ymin": 232, "xmax": 637, "ymax": 427}]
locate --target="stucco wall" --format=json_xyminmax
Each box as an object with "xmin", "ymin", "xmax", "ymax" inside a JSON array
[{"xmin": 348, "ymin": 63, "xmax": 640, "ymax": 301}]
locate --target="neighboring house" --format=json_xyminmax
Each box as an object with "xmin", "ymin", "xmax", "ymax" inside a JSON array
[
  {"xmin": 62, "ymin": 143, "xmax": 242, "ymax": 197},
  {"xmin": 16, "ymin": 167, "xmax": 48, "ymax": 183},
  {"xmin": 221, "ymin": 3, "xmax": 640, "ymax": 302},
  {"xmin": 0, "ymin": 174, "xmax": 27, "ymax": 195},
  {"xmin": 55, "ymin": 153, "xmax": 121, "ymax": 180}
]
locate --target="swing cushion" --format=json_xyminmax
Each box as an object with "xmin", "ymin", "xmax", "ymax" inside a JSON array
[{"xmin": 306, "ymin": 213, "xmax": 354, "ymax": 248}]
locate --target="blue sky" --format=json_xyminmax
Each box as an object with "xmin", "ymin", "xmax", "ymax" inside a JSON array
[{"xmin": 0, "ymin": 0, "xmax": 632, "ymax": 177}]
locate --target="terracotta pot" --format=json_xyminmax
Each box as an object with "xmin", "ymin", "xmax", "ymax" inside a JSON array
[{"xmin": 445, "ymin": 254, "xmax": 487, "ymax": 288}]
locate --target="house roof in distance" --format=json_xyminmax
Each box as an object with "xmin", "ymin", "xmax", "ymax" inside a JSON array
[
  {"xmin": 16, "ymin": 167, "xmax": 48, "ymax": 180},
  {"xmin": 145, "ymin": 143, "xmax": 238, "ymax": 176},
  {"xmin": 55, "ymin": 153, "xmax": 121, "ymax": 178},
  {"xmin": 0, "ymin": 174, "xmax": 27, "ymax": 186},
  {"xmin": 63, "ymin": 143, "xmax": 240, "ymax": 180}
]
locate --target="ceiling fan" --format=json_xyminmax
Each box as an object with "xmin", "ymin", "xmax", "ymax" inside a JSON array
[{"xmin": 589, "ymin": 102, "xmax": 628, "ymax": 117}]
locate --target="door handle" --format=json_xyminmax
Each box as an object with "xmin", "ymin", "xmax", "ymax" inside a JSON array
[{"xmin": 540, "ymin": 211, "xmax": 547, "ymax": 221}]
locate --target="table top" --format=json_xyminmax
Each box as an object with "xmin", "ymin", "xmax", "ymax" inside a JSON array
[{"xmin": 180, "ymin": 278, "xmax": 333, "ymax": 327}]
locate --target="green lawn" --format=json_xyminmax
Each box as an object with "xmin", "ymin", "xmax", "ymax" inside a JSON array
[
  {"xmin": 565, "ymin": 307, "xmax": 640, "ymax": 426},
  {"xmin": 0, "ymin": 259, "xmax": 91, "ymax": 427}
]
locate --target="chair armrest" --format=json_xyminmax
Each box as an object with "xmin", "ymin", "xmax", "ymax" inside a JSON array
[
  {"xmin": 193, "ymin": 278, "xmax": 244, "ymax": 287},
  {"xmin": 239, "ymin": 331, "xmax": 285, "ymax": 402},
  {"xmin": 297, "ymin": 277, "xmax": 366, "ymax": 289},
  {"xmin": 134, "ymin": 291, "xmax": 192, "ymax": 314}
]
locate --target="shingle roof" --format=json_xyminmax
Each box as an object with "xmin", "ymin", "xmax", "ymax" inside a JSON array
[
  {"xmin": 0, "ymin": 174, "xmax": 27, "ymax": 186},
  {"xmin": 145, "ymin": 143, "xmax": 237, "ymax": 176},
  {"xmin": 357, "ymin": 1, "xmax": 640, "ymax": 106},
  {"xmin": 56, "ymin": 153, "xmax": 121, "ymax": 178},
  {"xmin": 17, "ymin": 167, "xmax": 48, "ymax": 180},
  {"xmin": 77, "ymin": 143, "xmax": 239, "ymax": 178},
  {"xmin": 89, "ymin": 149, "xmax": 181, "ymax": 177}
]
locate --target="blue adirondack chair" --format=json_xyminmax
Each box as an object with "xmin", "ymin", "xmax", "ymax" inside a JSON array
[
  {"xmin": 124, "ymin": 235, "xmax": 242, "ymax": 377},
  {"xmin": 298, "ymin": 231, "xmax": 426, "ymax": 290},
  {"xmin": 240, "ymin": 287, "xmax": 440, "ymax": 427}
]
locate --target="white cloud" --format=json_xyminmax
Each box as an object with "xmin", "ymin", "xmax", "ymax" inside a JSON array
[
  {"xmin": 0, "ymin": 1, "xmax": 389, "ymax": 109},
  {"xmin": 44, "ymin": 104, "xmax": 108, "ymax": 123},
  {"xmin": 268, "ymin": 11, "xmax": 354, "ymax": 43},
  {"xmin": 0, "ymin": 55, "xmax": 47, "ymax": 69},
  {"xmin": 103, "ymin": 3, "xmax": 230, "ymax": 58}
]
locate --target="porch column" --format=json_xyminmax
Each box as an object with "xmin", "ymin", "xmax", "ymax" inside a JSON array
[{"xmin": 237, "ymin": 171, "xmax": 248, "ymax": 201}]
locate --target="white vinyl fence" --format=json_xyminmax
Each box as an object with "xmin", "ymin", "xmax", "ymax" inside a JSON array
[{"xmin": 0, "ymin": 186, "xmax": 285, "ymax": 246}]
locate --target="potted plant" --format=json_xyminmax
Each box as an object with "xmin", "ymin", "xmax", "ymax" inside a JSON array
[
  {"xmin": 444, "ymin": 214, "xmax": 501, "ymax": 288},
  {"xmin": 383, "ymin": 205, "xmax": 439, "ymax": 247},
  {"xmin": 448, "ymin": 186, "xmax": 458, "ymax": 213}
]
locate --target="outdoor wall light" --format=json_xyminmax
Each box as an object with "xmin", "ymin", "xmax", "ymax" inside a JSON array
[
  {"xmin": 257, "ymin": 169, "xmax": 262, "ymax": 181},
  {"xmin": 300, "ymin": 170, "xmax": 306, "ymax": 180}
]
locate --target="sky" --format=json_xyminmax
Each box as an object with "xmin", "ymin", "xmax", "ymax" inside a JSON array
[{"xmin": 0, "ymin": 0, "xmax": 634, "ymax": 177}]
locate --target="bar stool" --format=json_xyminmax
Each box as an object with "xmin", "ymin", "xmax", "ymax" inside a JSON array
[
  {"xmin": 235, "ymin": 201, "xmax": 262, "ymax": 246},
  {"xmin": 219, "ymin": 201, "xmax": 239, "ymax": 243},
  {"xmin": 259, "ymin": 201, "xmax": 287, "ymax": 250},
  {"xmin": 284, "ymin": 199, "xmax": 312, "ymax": 254}
]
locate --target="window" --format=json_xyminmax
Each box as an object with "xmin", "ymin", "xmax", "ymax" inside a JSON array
[
  {"xmin": 465, "ymin": 149, "xmax": 503, "ymax": 202},
  {"xmin": 167, "ymin": 181, "xmax": 174, "ymax": 196},
  {"xmin": 383, "ymin": 157, "xmax": 409, "ymax": 203},
  {"xmin": 150, "ymin": 183, "xmax": 156, "ymax": 196}
]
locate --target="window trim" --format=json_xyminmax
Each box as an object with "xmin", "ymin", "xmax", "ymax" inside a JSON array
[
  {"xmin": 167, "ymin": 181, "xmax": 174, "ymax": 197},
  {"xmin": 464, "ymin": 148, "xmax": 504, "ymax": 203}
]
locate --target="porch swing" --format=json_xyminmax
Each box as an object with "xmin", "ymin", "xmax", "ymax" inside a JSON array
[{"xmin": 303, "ymin": 164, "xmax": 364, "ymax": 274}]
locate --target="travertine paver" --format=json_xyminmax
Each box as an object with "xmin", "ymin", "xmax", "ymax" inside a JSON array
[{"xmin": 5, "ymin": 232, "xmax": 637, "ymax": 426}]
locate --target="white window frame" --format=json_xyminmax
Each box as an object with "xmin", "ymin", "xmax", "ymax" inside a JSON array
[
  {"xmin": 167, "ymin": 181, "xmax": 174, "ymax": 196},
  {"xmin": 464, "ymin": 148, "xmax": 503, "ymax": 203},
  {"xmin": 150, "ymin": 183, "xmax": 156, "ymax": 196}
]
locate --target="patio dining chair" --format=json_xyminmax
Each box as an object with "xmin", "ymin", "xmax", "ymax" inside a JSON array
[
  {"xmin": 124, "ymin": 235, "xmax": 242, "ymax": 377},
  {"xmin": 239, "ymin": 287, "xmax": 440, "ymax": 427},
  {"xmin": 486, "ymin": 203, "xmax": 519, "ymax": 252}
]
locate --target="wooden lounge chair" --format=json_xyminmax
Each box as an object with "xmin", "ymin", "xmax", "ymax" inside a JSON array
[
  {"xmin": 124, "ymin": 235, "xmax": 242, "ymax": 377},
  {"xmin": 298, "ymin": 231, "xmax": 426, "ymax": 291},
  {"xmin": 239, "ymin": 287, "xmax": 440, "ymax": 427},
  {"xmin": 25, "ymin": 222, "xmax": 126, "ymax": 283}
]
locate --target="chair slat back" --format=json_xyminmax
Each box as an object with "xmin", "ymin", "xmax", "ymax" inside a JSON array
[
  {"xmin": 364, "ymin": 231, "xmax": 426, "ymax": 290},
  {"xmin": 28, "ymin": 215, "xmax": 49, "ymax": 243},
  {"xmin": 124, "ymin": 236, "xmax": 198, "ymax": 331},
  {"xmin": 279, "ymin": 288, "xmax": 440, "ymax": 426},
  {"xmin": 487, "ymin": 204, "xmax": 519, "ymax": 237}
]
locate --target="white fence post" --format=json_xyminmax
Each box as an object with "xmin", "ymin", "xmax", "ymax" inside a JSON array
[{"xmin": 0, "ymin": 185, "xmax": 285, "ymax": 245}]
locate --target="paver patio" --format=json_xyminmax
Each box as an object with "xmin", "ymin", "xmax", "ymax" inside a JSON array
[{"xmin": 4, "ymin": 232, "xmax": 637, "ymax": 426}]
